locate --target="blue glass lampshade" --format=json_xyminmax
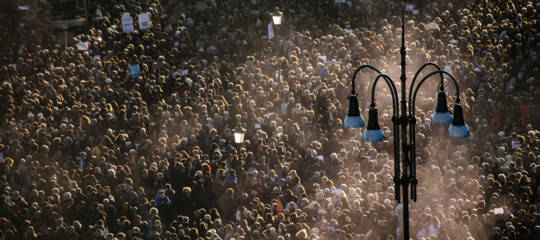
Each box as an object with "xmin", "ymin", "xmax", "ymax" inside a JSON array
[
  {"xmin": 363, "ymin": 129, "xmax": 385, "ymax": 142},
  {"xmin": 362, "ymin": 107, "xmax": 385, "ymax": 142},
  {"xmin": 448, "ymin": 104, "xmax": 470, "ymax": 138},
  {"xmin": 431, "ymin": 92, "xmax": 453, "ymax": 124},
  {"xmin": 344, "ymin": 95, "xmax": 365, "ymax": 128},
  {"xmin": 344, "ymin": 115, "xmax": 365, "ymax": 128}
]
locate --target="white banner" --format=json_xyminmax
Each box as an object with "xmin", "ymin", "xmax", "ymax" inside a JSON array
[
  {"xmin": 122, "ymin": 14, "xmax": 134, "ymax": 33},
  {"xmin": 512, "ymin": 140, "xmax": 520, "ymax": 149},
  {"xmin": 138, "ymin": 13, "xmax": 152, "ymax": 30},
  {"xmin": 427, "ymin": 22, "xmax": 439, "ymax": 30},
  {"xmin": 268, "ymin": 23, "xmax": 274, "ymax": 40},
  {"xmin": 77, "ymin": 42, "xmax": 89, "ymax": 51},
  {"xmin": 405, "ymin": 4, "xmax": 414, "ymax": 11}
]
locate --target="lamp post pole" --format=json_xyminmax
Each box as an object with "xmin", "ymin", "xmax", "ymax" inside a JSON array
[
  {"xmin": 272, "ymin": 7, "xmax": 283, "ymax": 82},
  {"xmin": 276, "ymin": 27, "xmax": 279, "ymax": 81},
  {"xmin": 398, "ymin": 11, "xmax": 411, "ymax": 238},
  {"xmin": 344, "ymin": 12, "xmax": 470, "ymax": 239}
]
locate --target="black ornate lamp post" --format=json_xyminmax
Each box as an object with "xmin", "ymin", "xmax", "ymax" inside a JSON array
[
  {"xmin": 233, "ymin": 124, "xmax": 246, "ymax": 144},
  {"xmin": 344, "ymin": 12, "xmax": 470, "ymax": 239},
  {"xmin": 272, "ymin": 7, "xmax": 283, "ymax": 81}
]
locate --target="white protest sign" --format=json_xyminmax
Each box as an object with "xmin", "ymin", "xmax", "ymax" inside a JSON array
[
  {"xmin": 412, "ymin": 10, "xmax": 419, "ymax": 15},
  {"xmin": 122, "ymin": 14, "xmax": 134, "ymax": 33},
  {"xmin": 268, "ymin": 23, "xmax": 274, "ymax": 39},
  {"xmin": 512, "ymin": 140, "xmax": 520, "ymax": 149},
  {"xmin": 138, "ymin": 13, "xmax": 152, "ymax": 30},
  {"xmin": 77, "ymin": 42, "xmax": 89, "ymax": 51},
  {"xmin": 321, "ymin": 55, "xmax": 327, "ymax": 64},
  {"xmin": 95, "ymin": 8, "xmax": 104, "ymax": 20},
  {"xmin": 332, "ymin": 188, "xmax": 344, "ymax": 195},
  {"xmin": 427, "ymin": 22, "xmax": 439, "ymax": 30},
  {"xmin": 444, "ymin": 65, "xmax": 452, "ymax": 72},
  {"xmin": 405, "ymin": 4, "xmax": 414, "ymax": 11}
]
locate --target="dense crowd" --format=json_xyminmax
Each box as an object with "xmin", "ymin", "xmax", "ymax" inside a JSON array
[{"xmin": 0, "ymin": 0, "xmax": 539, "ymax": 239}]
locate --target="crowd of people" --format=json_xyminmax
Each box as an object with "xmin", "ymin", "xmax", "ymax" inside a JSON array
[{"xmin": 0, "ymin": 0, "xmax": 539, "ymax": 239}]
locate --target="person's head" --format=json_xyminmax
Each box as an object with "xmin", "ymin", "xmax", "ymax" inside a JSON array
[
  {"xmin": 183, "ymin": 187, "xmax": 191, "ymax": 196},
  {"xmin": 117, "ymin": 232, "xmax": 127, "ymax": 240}
]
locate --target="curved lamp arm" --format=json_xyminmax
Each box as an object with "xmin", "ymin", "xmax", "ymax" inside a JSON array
[
  {"xmin": 350, "ymin": 65, "xmax": 382, "ymax": 95},
  {"xmin": 370, "ymin": 74, "xmax": 399, "ymax": 112},
  {"xmin": 411, "ymin": 70, "xmax": 460, "ymax": 115},
  {"xmin": 408, "ymin": 63, "xmax": 444, "ymax": 114},
  {"xmin": 408, "ymin": 70, "xmax": 460, "ymax": 202},
  {"xmin": 369, "ymin": 73, "xmax": 401, "ymax": 201}
]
